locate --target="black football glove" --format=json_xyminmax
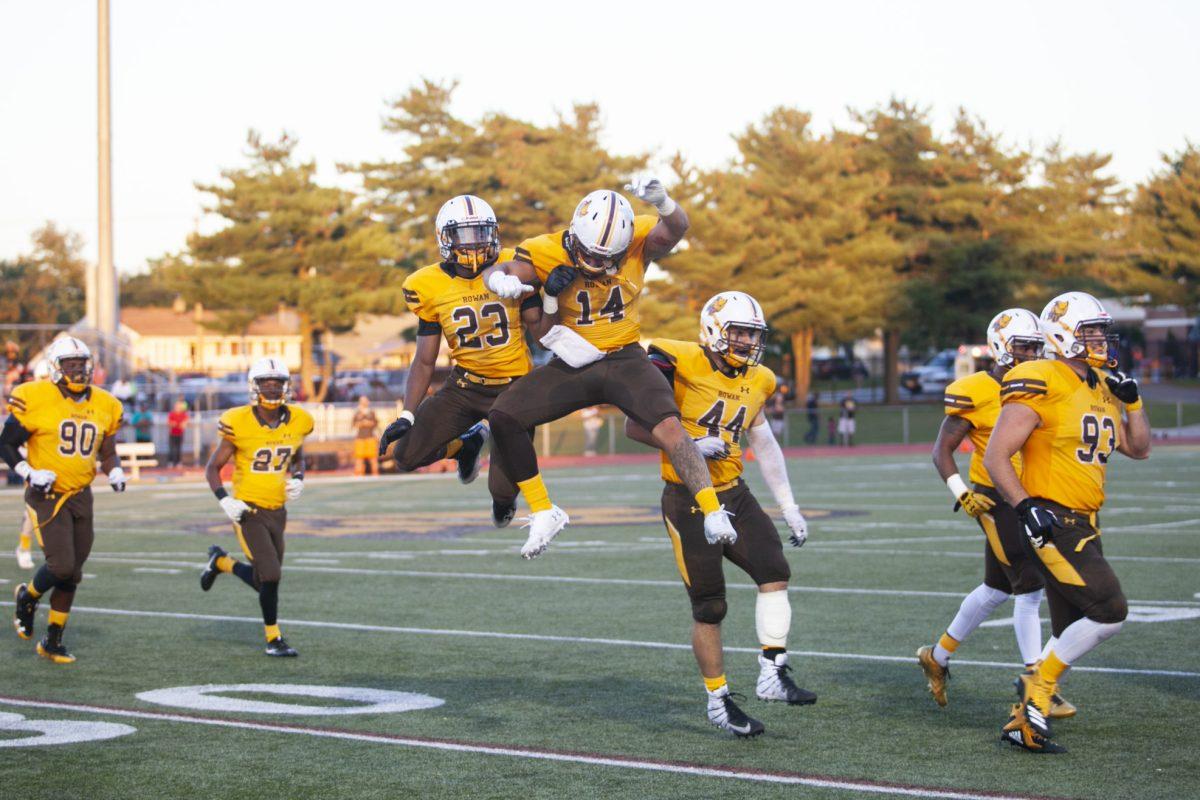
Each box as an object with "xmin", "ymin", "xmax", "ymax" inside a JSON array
[
  {"xmin": 378, "ymin": 412, "xmax": 414, "ymax": 457},
  {"xmin": 1103, "ymin": 370, "xmax": 1140, "ymax": 406},
  {"xmin": 1015, "ymin": 498, "xmax": 1060, "ymax": 549},
  {"xmin": 543, "ymin": 265, "xmax": 579, "ymax": 297}
]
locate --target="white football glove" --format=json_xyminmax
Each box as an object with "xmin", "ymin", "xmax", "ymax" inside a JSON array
[
  {"xmin": 285, "ymin": 477, "xmax": 304, "ymax": 501},
  {"xmin": 782, "ymin": 503, "xmax": 807, "ymax": 547},
  {"xmin": 703, "ymin": 508, "xmax": 737, "ymax": 546},
  {"xmin": 624, "ymin": 175, "xmax": 676, "ymax": 216},
  {"xmin": 20, "ymin": 462, "xmax": 56, "ymax": 493},
  {"xmin": 486, "ymin": 271, "xmax": 534, "ymax": 300},
  {"xmin": 692, "ymin": 435, "xmax": 730, "ymax": 460},
  {"xmin": 108, "ymin": 466, "xmax": 127, "ymax": 493},
  {"xmin": 219, "ymin": 495, "xmax": 251, "ymax": 523}
]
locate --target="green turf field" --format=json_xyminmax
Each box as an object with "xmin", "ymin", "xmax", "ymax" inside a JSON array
[{"xmin": 1, "ymin": 448, "xmax": 1197, "ymax": 800}]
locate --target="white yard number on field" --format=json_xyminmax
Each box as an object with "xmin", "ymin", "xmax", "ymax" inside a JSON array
[
  {"xmin": 136, "ymin": 683, "xmax": 445, "ymax": 715},
  {"xmin": 0, "ymin": 712, "xmax": 136, "ymax": 748}
]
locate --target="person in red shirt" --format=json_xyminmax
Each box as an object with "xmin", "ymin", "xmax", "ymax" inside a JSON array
[{"xmin": 167, "ymin": 400, "xmax": 189, "ymax": 467}]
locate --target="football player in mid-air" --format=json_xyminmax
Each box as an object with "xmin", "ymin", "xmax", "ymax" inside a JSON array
[
  {"xmin": 1, "ymin": 338, "xmax": 126, "ymax": 663},
  {"xmin": 985, "ymin": 291, "xmax": 1150, "ymax": 753},
  {"xmin": 626, "ymin": 292, "xmax": 814, "ymax": 737},
  {"xmin": 199, "ymin": 357, "xmax": 314, "ymax": 657},
  {"xmin": 482, "ymin": 178, "xmax": 737, "ymax": 558},
  {"xmin": 917, "ymin": 309, "xmax": 1072, "ymax": 717},
  {"xmin": 13, "ymin": 359, "xmax": 51, "ymax": 570},
  {"xmin": 377, "ymin": 195, "xmax": 546, "ymax": 527}
]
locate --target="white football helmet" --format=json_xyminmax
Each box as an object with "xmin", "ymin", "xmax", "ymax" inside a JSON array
[
  {"xmin": 32, "ymin": 359, "xmax": 51, "ymax": 381},
  {"xmin": 46, "ymin": 336, "xmax": 93, "ymax": 393},
  {"xmin": 987, "ymin": 308, "xmax": 1043, "ymax": 368},
  {"xmin": 567, "ymin": 190, "xmax": 636, "ymax": 277},
  {"xmin": 435, "ymin": 194, "xmax": 500, "ymax": 274},
  {"xmin": 699, "ymin": 291, "xmax": 768, "ymax": 368},
  {"xmin": 247, "ymin": 357, "xmax": 291, "ymax": 408},
  {"xmin": 1040, "ymin": 291, "xmax": 1116, "ymax": 368}
]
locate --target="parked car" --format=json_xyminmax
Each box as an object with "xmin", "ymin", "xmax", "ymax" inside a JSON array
[{"xmin": 901, "ymin": 349, "xmax": 957, "ymax": 395}]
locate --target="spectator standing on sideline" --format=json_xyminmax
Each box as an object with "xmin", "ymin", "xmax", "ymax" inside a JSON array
[
  {"xmin": 130, "ymin": 402, "xmax": 154, "ymax": 444},
  {"xmin": 767, "ymin": 387, "xmax": 787, "ymax": 439},
  {"xmin": 167, "ymin": 400, "xmax": 189, "ymax": 466},
  {"xmin": 804, "ymin": 392, "xmax": 820, "ymax": 444},
  {"xmin": 838, "ymin": 392, "xmax": 857, "ymax": 447},
  {"xmin": 351, "ymin": 396, "xmax": 380, "ymax": 476},
  {"xmin": 581, "ymin": 406, "xmax": 604, "ymax": 457}
]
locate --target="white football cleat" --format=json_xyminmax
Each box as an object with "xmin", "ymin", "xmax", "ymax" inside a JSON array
[
  {"xmin": 756, "ymin": 652, "xmax": 817, "ymax": 705},
  {"xmin": 519, "ymin": 505, "xmax": 569, "ymax": 559},
  {"xmin": 703, "ymin": 507, "xmax": 737, "ymax": 545},
  {"xmin": 706, "ymin": 685, "xmax": 764, "ymax": 737},
  {"xmin": 15, "ymin": 547, "xmax": 34, "ymax": 570}
]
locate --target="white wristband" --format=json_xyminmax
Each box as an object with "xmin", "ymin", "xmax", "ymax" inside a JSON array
[
  {"xmin": 14, "ymin": 461, "xmax": 32, "ymax": 481},
  {"xmin": 543, "ymin": 293, "xmax": 558, "ymax": 315},
  {"xmin": 657, "ymin": 196, "xmax": 677, "ymax": 217},
  {"xmin": 946, "ymin": 473, "xmax": 969, "ymax": 499},
  {"xmin": 399, "ymin": 410, "xmax": 415, "ymax": 424}
]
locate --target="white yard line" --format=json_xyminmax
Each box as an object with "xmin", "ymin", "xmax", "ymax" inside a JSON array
[
  {"xmin": 2, "ymin": 601, "xmax": 1195, "ymax": 679},
  {"xmin": 0, "ymin": 695, "xmax": 1063, "ymax": 800}
]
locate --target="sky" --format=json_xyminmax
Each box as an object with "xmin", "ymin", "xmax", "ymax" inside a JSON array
[{"xmin": 1, "ymin": 0, "xmax": 1197, "ymax": 274}]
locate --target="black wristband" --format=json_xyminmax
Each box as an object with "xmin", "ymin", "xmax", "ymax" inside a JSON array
[
  {"xmin": 214, "ymin": 487, "xmax": 229, "ymax": 500},
  {"xmin": 290, "ymin": 473, "xmax": 303, "ymax": 482}
]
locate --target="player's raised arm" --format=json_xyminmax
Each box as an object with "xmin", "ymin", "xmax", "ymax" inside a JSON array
[
  {"xmin": 1104, "ymin": 370, "xmax": 1151, "ymax": 459},
  {"xmin": 626, "ymin": 176, "xmax": 689, "ymax": 262}
]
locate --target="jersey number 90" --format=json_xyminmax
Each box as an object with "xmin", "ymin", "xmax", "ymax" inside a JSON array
[{"xmin": 57, "ymin": 420, "xmax": 99, "ymax": 457}]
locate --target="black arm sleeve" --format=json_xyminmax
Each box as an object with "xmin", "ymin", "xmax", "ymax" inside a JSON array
[
  {"xmin": 0, "ymin": 415, "xmax": 32, "ymax": 470},
  {"xmin": 417, "ymin": 319, "xmax": 441, "ymax": 336},
  {"xmin": 520, "ymin": 292, "xmax": 544, "ymax": 312}
]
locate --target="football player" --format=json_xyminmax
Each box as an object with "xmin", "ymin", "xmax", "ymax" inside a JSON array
[
  {"xmin": 1, "ymin": 338, "xmax": 126, "ymax": 663},
  {"xmin": 13, "ymin": 359, "xmax": 51, "ymax": 569},
  {"xmin": 198, "ymin": 357, "xmax": 314, "ymax": 657},
  {"xmin": 917, "ymin": 309, "xmax": 1073, "ymax": 717},
  {"xmin": 482, "ymin": 178, "xmax": 736, "ymax": 557},
  {"xmin": 625, "ymin": 292, "xmax": 814, "ymax": 737},
  {"xmin": 984, "ymin": 291, "xmax": 1150, "ymax": 753},
  {"xmin": 377, "ymin": 195, "xmax": 546, "ymax": 527}
]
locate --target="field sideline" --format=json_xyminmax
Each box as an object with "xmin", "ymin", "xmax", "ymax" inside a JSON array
[{"xmin": 0, "ymin": 448, "xmax": 1197, "ymax": 799}]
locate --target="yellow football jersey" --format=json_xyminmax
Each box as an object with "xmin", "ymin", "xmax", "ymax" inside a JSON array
[
  {"xmin": 943, "ymin": 371, "xmax": 1021, "ymax": 487},
  {"xmin": 1001, "ymin": 359, "xmax": 1121, "ymax": 512},
  {"xmin": 649, "ymin": 339, "xmax": 776, "ymax": 488},
  {"xmin": 6, "ymin": 380, "xmax": 123, "ymax": 493},
  {"xmin": 218, "ymin": 404, "xmax": 314, "ymax": 510},
  {"xmin": 514, "ymin": 215, "xmax": 658, "ymax": 351},
  {"xmin": 402, "ymin": 248, "xmax": 535, "ymax": 379}
]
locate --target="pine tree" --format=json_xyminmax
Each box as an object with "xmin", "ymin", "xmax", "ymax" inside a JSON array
[
  {"xmin": 0, "ymin": 223, "xmax": 87, "ymax": 351},
  {"xmin": 1132, "ymin": 144, "xmax": 1200, "ymax": 311}
]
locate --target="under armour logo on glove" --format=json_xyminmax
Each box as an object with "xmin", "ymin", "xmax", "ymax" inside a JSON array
[{"xmin": 1015, "ymin": 498, "xmax": 1060, "ymax": 548}]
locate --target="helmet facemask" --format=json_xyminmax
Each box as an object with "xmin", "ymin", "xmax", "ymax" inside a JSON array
[
  {"xmin": 440, "ymin": 220, "xmax": 500, "ymax": 274},
  {"xmin": 568, "ymin": 233, "xmax": 626, "ymax": 278},
  {"xmin": 251, "ymin": 377, "xmax": 290, "ymax": 409},
  {"xmin": 1006, "ymin": 336, "xmax": 1043, "ymax": 366},
  {"xmin": 714, "ymin": 322, "xmax": 767, "ymax": 369},
  {"xmin": 53, "ymin": 355, "xmax": 93, "ymax": 394},
  {"xmin": 1073, "ymin": 320, "xmax": 1114, "ymax": 368}
]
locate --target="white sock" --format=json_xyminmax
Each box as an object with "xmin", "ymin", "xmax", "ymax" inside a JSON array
[
  {"xmin": 1052, "ymin": 617, "xmax": 1124, "ymax": 665},
  {"xmin": 944, "ymin": 583, "xmax": 1009, "ymax": 648},
  {"xmin": 1039, "ymin": 635, "xmax": 1058, "ymax": 663},
  {"xmin": 1013, "ymin": 589, "xmax": 1044, "ymax": 665},
  {"xmin": 755, "ymin": 589, "xmax": 791, "ymax": 649}
]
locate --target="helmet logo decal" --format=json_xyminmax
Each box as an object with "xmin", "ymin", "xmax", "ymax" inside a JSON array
[
  {"xmin": 1047, "ymin": 300, "xmax": 1070, "ymax": 322},
  {"xmin": 992, "ymin": 313, "xmax": 1012, "ymax": 333},
  {"xmin": 706, "ymin": 296, "xmax": 728, "ymax": 315},
  {"xmin": 576, "ymin": 199, "xmax": 591, "ymax": 218}
]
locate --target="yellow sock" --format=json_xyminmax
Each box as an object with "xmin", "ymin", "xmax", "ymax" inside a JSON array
[
  {"xmin": 703, "ymin": 674, "xmax": 727, "ymax": 693},
  {"xmin": 695, "ymin": 487, "xmax": 720, "ymax": 515},
  {"xmin": 517, "ymin": 474, "xmax": 553, "ymax": 513},
  {"xmin": 26, "ymin": 583, "xmax": 42, "ymax": 600},
  {"xmin": 265, "ymin": 624, "xmax": 281, "ymax": 642},
  {"xmin": 937, "ymin": 632, "xmax": 960, "ymax": 654},
  {"xmin": 216, "ymin": 555, "xmax": 236, "ymax": 573},
  {"xmin": 18, "ymin": 531, "xmax": 31, "ymax": 550},
  {"xmin": 48, "ymin": 609, "xmax": 69, "ymax": 629},
  {"xmin": 445, "ymin": 439, "xmax": 464, "ymax": 459},
  {"xmin": 1038, "ymin": 651, "xmax": 1069, "ymax": 684}
]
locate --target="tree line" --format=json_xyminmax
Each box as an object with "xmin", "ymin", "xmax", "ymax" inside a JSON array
[{"xmin": 4, "ymin": 81, "xmax": 1197, "ymax": 401}]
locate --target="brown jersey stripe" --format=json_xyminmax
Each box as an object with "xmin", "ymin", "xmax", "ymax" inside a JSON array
[
  {"xmin": 514, "ymin": 247, "xmax": 533, "ymax": 264},
  {"xmin": 1000, "ymin": 386, "xmax": 1048, "ymax": 397},
  {"xmin": 943, "ymin": 393, "xmax": 973, "ymax": 403}
]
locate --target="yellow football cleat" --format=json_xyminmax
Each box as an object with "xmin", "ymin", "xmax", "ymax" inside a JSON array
[
  {"xmin": 1001, "ymin": 702, "xmax": 1066, "ymax": 753},
  {"xmin": 1015, "ymin": 667, "xmax": 1077, "ymax": 719},
  {"xmin": 916, "ymin": 645, "xmax": 949, "ymax": 707},
  {"xmin": 36, "ymin": 635, "xmax": 76, "ymax": 664}
]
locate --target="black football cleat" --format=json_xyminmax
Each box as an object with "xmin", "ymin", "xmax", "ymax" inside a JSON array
[
  {"xmin": 456, "ymin": 423, "xmax": 489, "ymax": 484},
  {"xmin": 13, "ymin": 583, "xmax": 38, "ymax": 640},
  {"xmin": 492, "ymin": 499, "xmax": 517, "ymax": 529},
  {"xmin": 707, "ymin": 689, "xmax": 765, "ymax": 737},
  {"xmin": 36, "ymin": 625, "xmax": 75, "ymax": 664},
  {"xmin": 200, "ymin": 545, "xmax": 226, "ymax": 592},
  {"xmin": 265, "ymin": 637, "xmax": 298, "ymax": 657}
]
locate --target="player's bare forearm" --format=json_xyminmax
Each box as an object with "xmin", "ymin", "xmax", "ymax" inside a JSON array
[
  {"xmin": 1119, "ymin": 408, "xmax": 1151, "ymax": 459},
  {"xmin": 97, "ymin": 436, "xmax": 119, "ymax": 474},
  {"xmin": 291, "ymin": 447, "xmax": 306, "ymax": 478},
  {"xmin": 644, "ymin": 205, "xmax": 689, "ymax": 263},
  {"xmin": 654, "ymin": 418, "xmax": 712, "ymax": 494},
  {"xmin": 205, "ymin": 438, "xmax": 236, "ymax": 493},
  {"xmin": 623, "ymin": 417, "xmax": 660, "ymax": 450},
  {"xmin": 932, "ymin": 416, "xmax": 971, "ymax": 481},
  {"xmin": 404, "ymin": 335, "xmax": 440, "ymax": 411},
  {"xmin": 984, "ymin": 405, "xmax": 1039, "ymax": 506},
  {"xmin": 522, "ymin": 305, "xmax": 555, "ymax": 340}
]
